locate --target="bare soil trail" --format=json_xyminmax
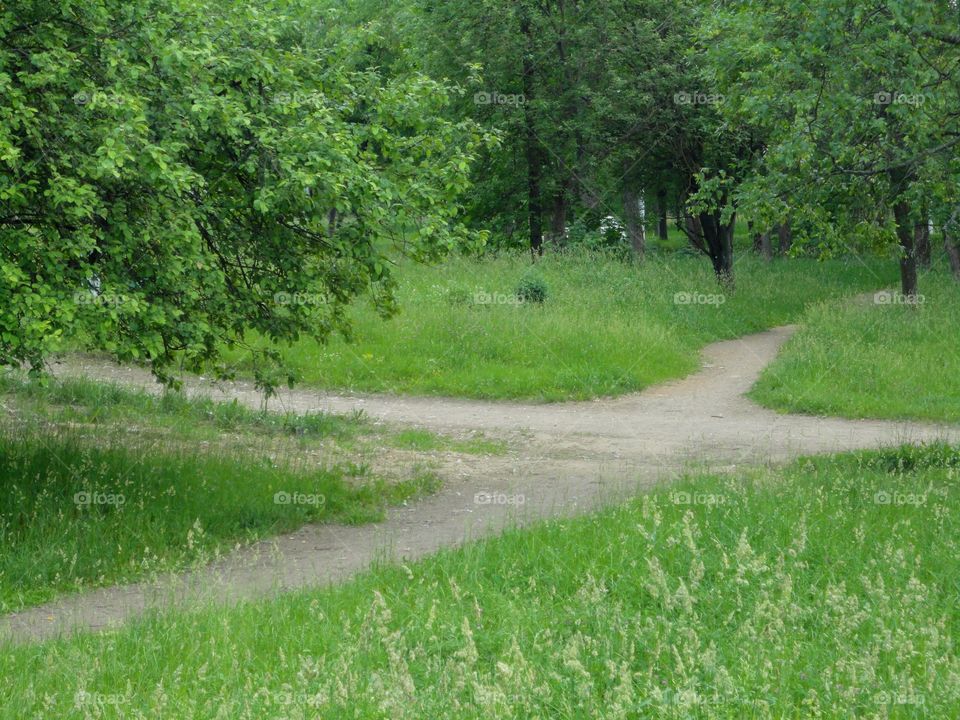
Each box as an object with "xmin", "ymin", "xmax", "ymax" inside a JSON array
[{"xmin": 3, "ymin": 324, "xmax": 957, "ymax": 643}]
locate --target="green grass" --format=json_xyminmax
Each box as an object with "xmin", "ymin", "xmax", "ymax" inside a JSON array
[
  {"xmin": 390, "ymin": 428, "xmax": 508, "ymax": 455},
  {"xmin": 5, "ymin": 444, "xmax": 957, "ymax": 718},
  {"xmin": 752, "ymin": 272, "xmax": 960, "ymax": 422},
  {"xmin": 223, "ymin": 252, "xmax": 895, "ymax": 401},
  {"xmin": 0, "ymin": 373, "xmax": 369, "ymax": 444},
  {"xmin": 0, "ymin": 372, "xmax": 505, "ymax": 456},
  {"xmin": 0, "ymin": 422, "xmax": 438, "ymax": 613}
]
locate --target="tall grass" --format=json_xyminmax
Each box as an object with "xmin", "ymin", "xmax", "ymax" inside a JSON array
[
  {"xmin": 752, "ymin": 272, "xmax": 960, "ymax": 422},
  {"xmin": 0, "ymin": 374, "xmax": 368, "ymax": 441},
  {"xmin": 224, "ymin": 252, "xmax": 896, "ymax": 400},
  {"xmin": 0, "ymin": 426, "xmax": 436, "ymax": 611},
  {"xmin": 4, "ymin": 445, "xmax": 956, "ymax": 718}
]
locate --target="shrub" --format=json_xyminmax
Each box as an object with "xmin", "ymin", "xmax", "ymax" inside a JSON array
[{"xmin": 515, "ymin": 273, "xmax": 548, "ymax": 304}]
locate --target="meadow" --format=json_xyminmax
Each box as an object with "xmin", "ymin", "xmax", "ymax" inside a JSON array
[
  {"xmin": 752, "ymin": 271, "xmax": 960, "ymax": 422},
  {"xmin": 0, "ymin": 376, "xmax": 462, "ymax": 611},
  {"xmin": 3, "ymin": 444, "xmax": 956, "ymax": 719},
  {"xmin": 5, "ymin": 250, "xmax": 955, "ymax": 620},
  {"xmin": 223, "ymin": 252, "xmax": 897, "ymax": 401}
]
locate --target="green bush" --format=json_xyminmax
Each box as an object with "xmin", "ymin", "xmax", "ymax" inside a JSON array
[{"xmin": 515, "ymin": 273, "xmax": 548, "ymax": 304}]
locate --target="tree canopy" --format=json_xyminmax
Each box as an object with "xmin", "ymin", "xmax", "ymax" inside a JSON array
[{"xmin": 1, "ymin": 0, "xmax": 491, "ymax": 389}]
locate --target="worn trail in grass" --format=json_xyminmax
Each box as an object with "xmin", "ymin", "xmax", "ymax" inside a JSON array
[{"xmin": 5, "ymin": 322, "xmax": 957, "ymax": 643}]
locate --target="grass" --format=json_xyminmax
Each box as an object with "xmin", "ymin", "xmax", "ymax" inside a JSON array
[
  {"xmin": 0, "ymin": 426, "xmax": 439, "ymax": 612},
  {"xmin": 222, "ymin": 252, "xmax": 896, "ymax": 401},
  {"xmin": 4, "ymin": 444, "xmax": 958, "ymax": 718},
  {"xmin": 390, "ymin": 428, "xmax": 508, "ymax": 455},
  {"xmin": 0, "ymin": 372, "xmax": 369, "ymax": 444},
  {"xmin": 0, "ymin": 376, "xmax": 486, "ymax": 612},
  {"xmin": 752, "ymin": 271, "xmax": 960, "ymax": 422},
  {"xmin": 0, "ymin": 372, "xmax": 504, "ymax": 456}
]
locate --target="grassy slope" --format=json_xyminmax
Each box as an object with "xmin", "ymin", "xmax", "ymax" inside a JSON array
[
  {"xmin": 223, "ymin": 253, "xmax": 895, "ymax": 401},
  {"xmin": 5, "ymin": 445, "xmax": 957, "ymax": 718},
  {"xmin": 752, "ymin": 272, "xmax": 960, "ymax": 422},
  {"xmin": 0, "ymin": 377, "xmax": 449, "ymax": 612}
]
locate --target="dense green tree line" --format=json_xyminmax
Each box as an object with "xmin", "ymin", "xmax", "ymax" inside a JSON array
[
  {"xmin": 353, "ymin": 0, "xmax": 959, "ymax": 292},
  {"xmin": 2, "ymin": 0, "xmax": 958, "ymax": 378}
]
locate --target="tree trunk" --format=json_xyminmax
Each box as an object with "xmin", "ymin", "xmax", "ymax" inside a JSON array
[
  {"xmin": 657, "ymin": 188, "xmax": 668, "ymax": 240},
  {"xmin": 777, "ymin": 222, "xmax": 792, "ymax": 255},
  {"xmin": 761, "ymin": 232, "xmax": 772, "ymax": 261},
  {"xmin": 699, "ymin": 209, "xmax": 736, "ymax": 287},
  {"xmin": 945, "ymin": 233, "xmax": 960, "ymax": 281},
  {"xmin": 893, "ymin": 200, "xmax": 918, "ymax": 297},
  {"xmin": 520, "ymin": 14, "xmax": 543, "ymax": 258},
  {"xmin": 915, "ymin": 218, "xmax": 931, "ymax": 269},
  {"xmin": 753, "ymin": 229, "xmax": 772, "ymax": 261},
  {"xmin": 750, "ymin": 222, "xmax": 771, "ymax": 260},
  {"xmin": 551, "ymin": 2, "xmax": 578, "ymax": 249},
  {"xmin": 622, "ymin": 187, "xmax": 645, "ymax": 258}
]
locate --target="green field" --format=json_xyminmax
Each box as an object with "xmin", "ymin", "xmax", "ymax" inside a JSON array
[
  {"xmin": 752, "ymin": 272, "xmax": 960, "ymax": 422},
  {"xmin": 223, "ymin": 252, "xmax": 896, "ymax": 401},
  {"xmin": 4, "ymin": 445, "xmax": 956, "ymax": 718},
  {"xmin": 0, "ymin": 377, "xmax": 450, "ymax": 612}
]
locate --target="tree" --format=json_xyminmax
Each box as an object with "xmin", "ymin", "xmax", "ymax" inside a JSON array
[
  {"xmin": 704, "ymin": 0, "xmax": 960, "ymax": 296},
  {"xmin": 0, "ymin": 0, "xmax": 490, "ymax": 390},
  {"xmin": 385, "ymin": 0, "xmax": 702, "ymax": 259}
]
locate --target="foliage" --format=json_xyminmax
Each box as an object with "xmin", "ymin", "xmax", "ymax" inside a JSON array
[
  {"xmin": 360, "ymin": 0, "xmax": 701, "ymax": 253},
  {"xmin": 514, "ymin": 271, "xmax": 548, "ymax": 304},
  {"xmin": 0, "ymin": 0, "xmax": 491, "ymax": 391},
  {"xmin": 702, "ymin": 0, "xmax": 960, "ymax": 291}
]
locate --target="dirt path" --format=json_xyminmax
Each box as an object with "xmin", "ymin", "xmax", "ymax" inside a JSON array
[{"xmin": 3, "ymin": 325, "xmax": 958, "ymax": 644}]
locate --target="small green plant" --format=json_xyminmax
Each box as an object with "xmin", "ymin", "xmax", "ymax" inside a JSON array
[
  {"xmin": 442, "ymin": 287, "xmax": 473, "ymax": 307},
  {"xmin": 515, "ymin": 272, "xmax": 548, "ymax": 304}
]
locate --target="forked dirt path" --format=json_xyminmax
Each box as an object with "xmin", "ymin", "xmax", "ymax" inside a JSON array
[{"xmin": 3, "ymin": 325, "xmax": 959, "ymax": 643}]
